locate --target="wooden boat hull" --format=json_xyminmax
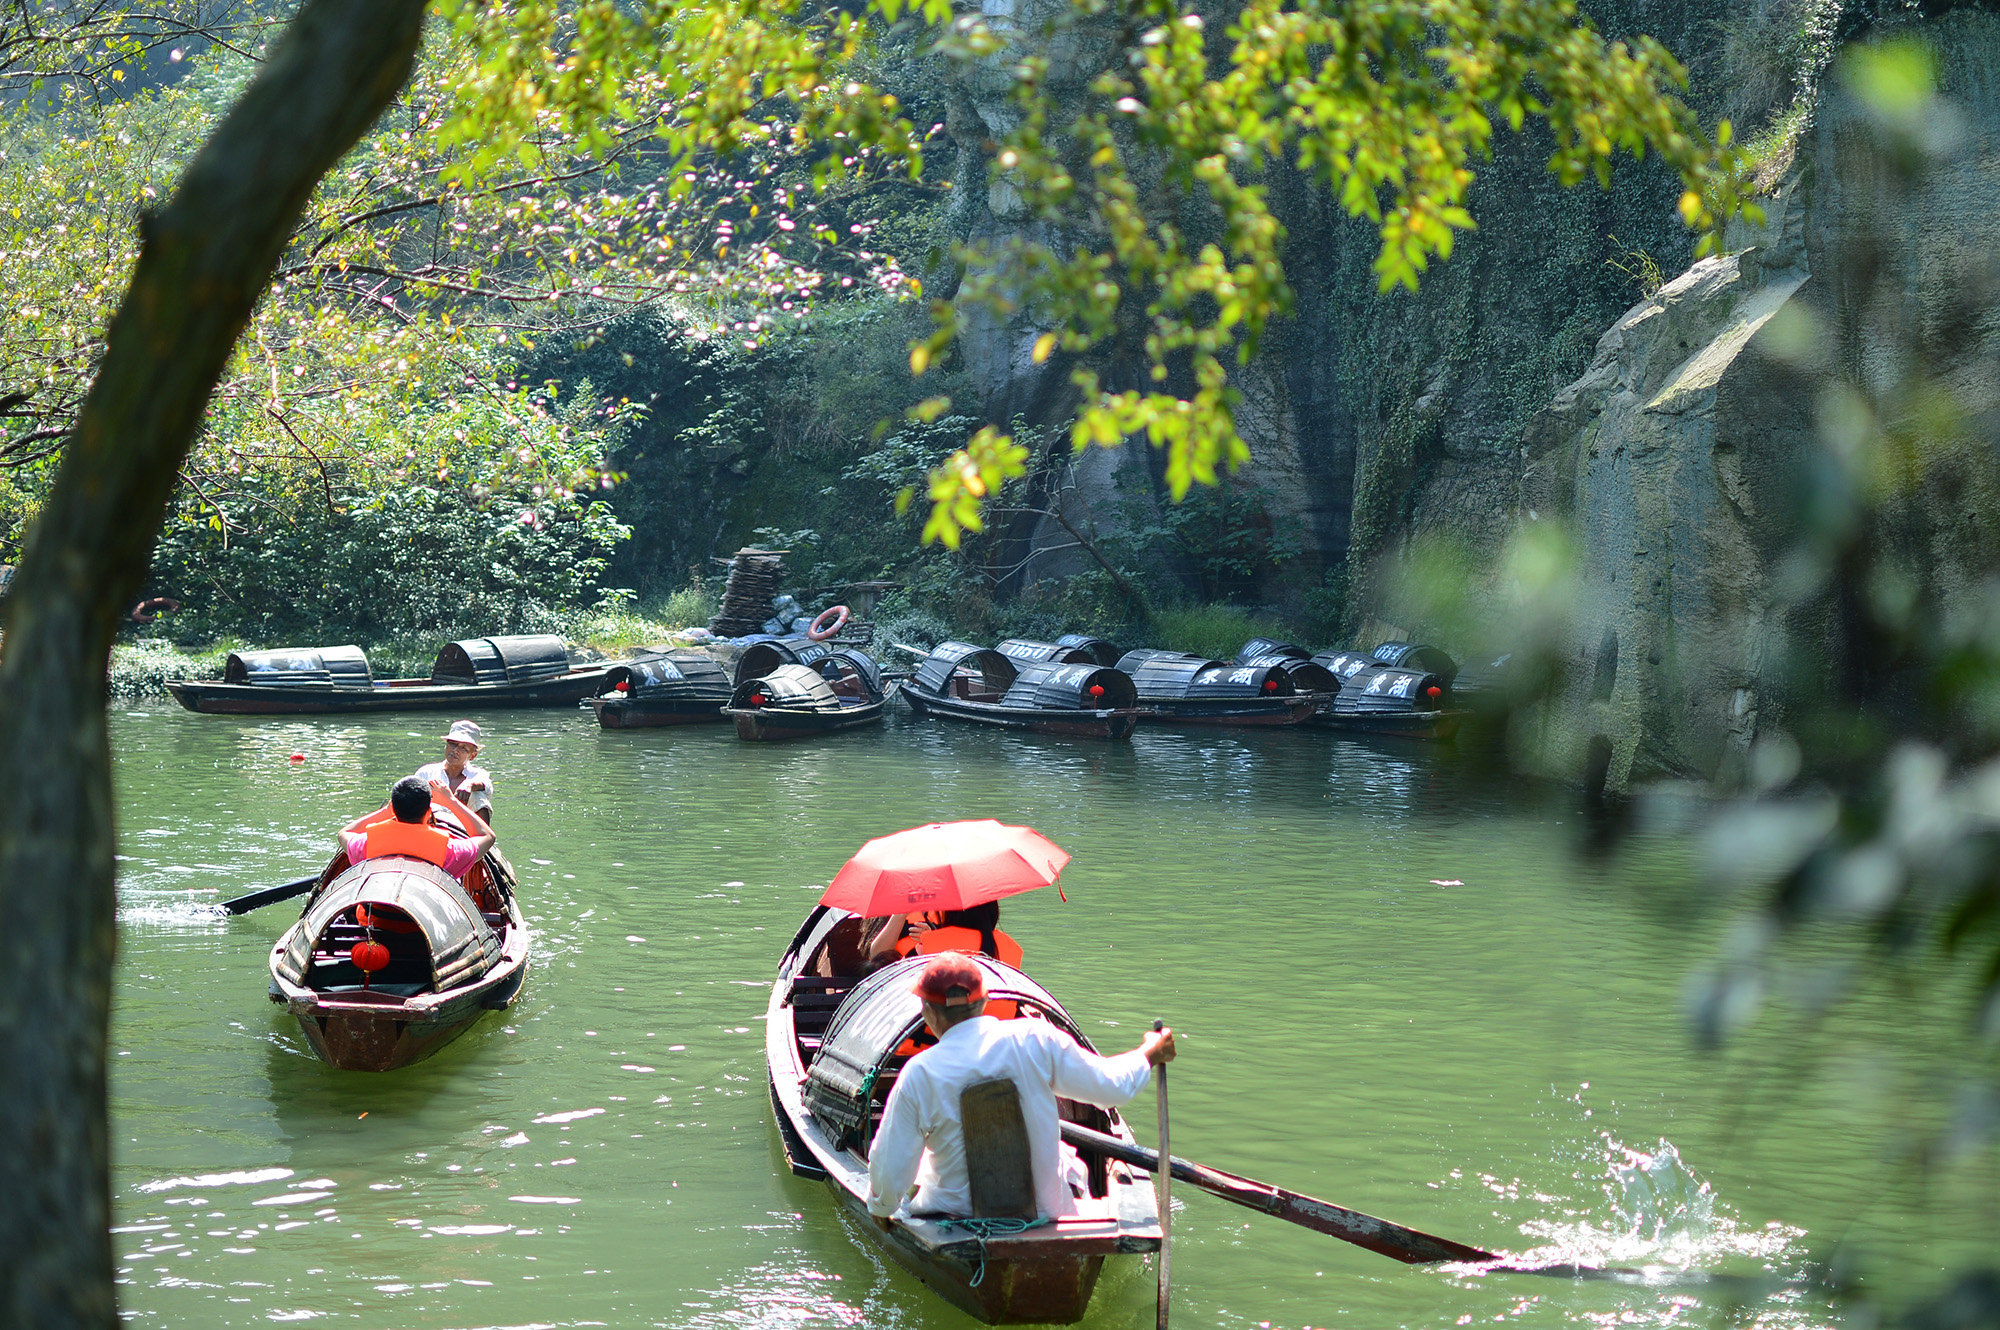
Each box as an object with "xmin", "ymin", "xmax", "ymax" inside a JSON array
[
  {"xmin": 1135, "ymin": 694, "xmax": 1323, "ymax": 727},
  {"xmin": 586, "ymin": 695, "xmax": 728, "ymax": 728},
  {"xmin": 1312, "ymin": 708, "xmax": 1465, "ymax": 741},
  {"xmin": 727, "ymin": 696, "xmax": 888, "ymax": 741},
  {"xmin": 900, "ymin": 685, "xmax": 1139, "ymax": 740},
  {"xmin": 169, "ymin": 668, "xmax": 611, "ymax": 715},
  {"xmin": 765, "ymin": 910, "xmax": 1159, "ymax": 1324}
]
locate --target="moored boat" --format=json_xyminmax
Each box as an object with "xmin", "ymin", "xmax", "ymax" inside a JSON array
[
  {"xmin": 1114, "ymin": 648, "xmax": 1326, "ymax": 726},
  {"xmin": 903, "ymin": 641, "xmax": 1141, "ymax": 739},
  {"xmin": 765, "ymin": 906, "xmax": 1162, "ymax": 1324},
  {"xmin": 168, "ymin": 635, "xmax": 610, "ymax": 714},
  {"xmin": 266, "ymin": 834, "xmax": 528, "ymax": 1071},
  {"xmin": 1313, "ymin": 661, "xmax": 1463, "ymax": 739},
  {"xmin": 726, "ymin": 648, "xmax": 891, "ymax": 741},
  {"xmin": 586, "ymin": 649, "xmax": 732, "ymax": 727}
]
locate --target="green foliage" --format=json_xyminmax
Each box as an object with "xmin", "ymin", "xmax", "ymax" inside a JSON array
[{"xmin": 1146, "ymin": 603, "xmax": 1293, "ymax": 660}]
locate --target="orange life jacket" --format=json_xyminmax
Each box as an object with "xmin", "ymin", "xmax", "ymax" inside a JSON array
[
  {"xmin": 362, "ymin": 817, "xmax": 452, "ymax": 869},
  {"xmin": 898, "ymin": 924, "xmax": 1024, "ymax": 969}
]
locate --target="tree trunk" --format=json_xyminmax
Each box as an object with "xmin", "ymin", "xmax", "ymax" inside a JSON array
[{"xmin": 0, "ymin": 0, "xmax": 426, "ymax": 1321}]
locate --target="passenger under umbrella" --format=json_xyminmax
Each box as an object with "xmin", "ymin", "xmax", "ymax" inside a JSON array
[
  {"xmin": 868, "ymin": 901, "xmax": 1024, "ymax": 969},
  {"xmin": 867, "ymin": 954, "xmax": 1175, "ymax": 1225}
]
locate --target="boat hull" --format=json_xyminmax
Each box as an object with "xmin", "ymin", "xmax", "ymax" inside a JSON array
[
  {"xmin": 587, "ymin": 695, "xmax": 728, "ymax": 728},
  {"xmin": 727, "ymin": 697, "xmax": 888, "ymax": 741},
  {"xmin": 1312, "ymin": 708, "xmax": 1465, "ymax": 741},
  {"xmin": 1135, "ymin": 694, "xmax": 1323, "ymax": 727},
  {"xmin": 169, "ymin": 669, "xmax": 611, "ymax": 715},
  {"xmin": 900, "ymin": 686, "xmax": 1138, "ymax": 739}
]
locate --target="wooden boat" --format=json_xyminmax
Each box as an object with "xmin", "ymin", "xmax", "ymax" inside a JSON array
[
  {"xmin": 266, "ymin": 830, "xmax": 528, "ymax": 1071},
  {"xmin": 765, "ymin": 906, "xmax": 1161, "ymax": 1323},
  {"xmin": 726, "ymin": 648, "xmax": 891, "ymax": 741},
  {"xmin": 1114, "ymin": 649, "xmax": 1327, "ymax": 726},
  {"xmin": 1311, "ymin": 660, "xmax": 1464, "ymax": 740},
  {"xmin": 586, "ymin": 649, "xmax": 732, "ymax": 727},
  {"xmin": 167, "ymin": 636, "xmax": 610, "ymax": 714},
  {"xmin": 903, "ymin": 641, "xmax": 1141, "ymax": 739}
]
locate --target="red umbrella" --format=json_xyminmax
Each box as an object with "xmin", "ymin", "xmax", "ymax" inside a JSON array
[{"xmin": 820, "ymin": 820, "xmax": 1070, "ymax": 917}]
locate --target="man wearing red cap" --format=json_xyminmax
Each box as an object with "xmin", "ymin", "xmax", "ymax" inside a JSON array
[{"xmin": 867, "ymin": 954, "xmax": 1176, "ymax": 1224}]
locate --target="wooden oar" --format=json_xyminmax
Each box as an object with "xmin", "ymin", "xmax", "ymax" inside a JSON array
[
  {"xmin": 1153, "ymin": 1020, "xmax": 1171, "ymax": 1330},
  {"xmin": 218, "ymin": 874, "xmax": 319, "ymax": 915},
  {"xmin": 1060, "ymin": 1121, "xmax": 1496, "ymax": 1265}
]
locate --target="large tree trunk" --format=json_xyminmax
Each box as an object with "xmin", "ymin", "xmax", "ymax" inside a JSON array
[{"xmin": 0, "ymin": 0, "xmax": 426, "ymax": 1321}]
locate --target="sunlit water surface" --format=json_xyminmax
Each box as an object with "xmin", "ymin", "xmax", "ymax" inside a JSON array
[{"xmin": 108, "ymin": 706, "xmax": 1994, "ymax": 1329}]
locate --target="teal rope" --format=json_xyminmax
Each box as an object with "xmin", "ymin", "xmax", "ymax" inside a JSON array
[{"xmin": 936, "ymin": 1216, "xmax": 1048, "ymax": 1287}]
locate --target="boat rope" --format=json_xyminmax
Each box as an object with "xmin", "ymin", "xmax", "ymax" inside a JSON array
[{"xmin": 936, "ymin": 1216, "xmax": 1048, "ymax": 1287}]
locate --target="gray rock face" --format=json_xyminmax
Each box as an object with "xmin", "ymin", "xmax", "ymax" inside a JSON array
[{"xmin": 1526, "ymin": 12, "xmax": 2000, "ymax": 788}]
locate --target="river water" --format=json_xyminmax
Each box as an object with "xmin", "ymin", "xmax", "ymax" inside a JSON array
[{"xmin": 108, "ymin": 705, "xmax": 1995, "ymax": 1329}]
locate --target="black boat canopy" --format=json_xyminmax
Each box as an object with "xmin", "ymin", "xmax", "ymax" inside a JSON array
[
  {"xmin": 914, "ymin": 641, "xmax": 1019, "ymax": 697},
  {"xmin": 995, "ymin": 638, "xmax": 1098, "ymax": 666},
  {"xmin": 1234, "ymin": 637, "xmax": 1309, "ymax": 664},
  {"xmin": 734, "ymin": 636, "xmax": 831, "ymax": 685},
  {"xmin": 732, "ymin": 663, "xmax": 846, "ymax": 712},
  {"xmin": 1054, "ymin": 634, "xmax": 1124, "ymax": 665},
  {"xmin": 804, "ymin": 954, "xmax": 1082, "ymax": 1152},
  {"xmin": 1371, "ymin": 641, "xmax": 1459, "ymax": 682},
  {"xmin": 815, "ymin": 647, "xmax": 887, "ymax": 702},
  {"xmin": 225, "ymin": 645, "xmax": 373, "ymax": 689},
  {"xmin": 1309, "ymin": 648, "xmax": 1376, "ymax": 681},
  {"xmin": 431, "ymin": 635, "xmax": 573, "ymax": 686},
  {"xmin": 1187, "ymin": 661, "xmax": 1297, "ymax": 699},
  {"xmin": 1241, "ymin": 654, "xmax": 1342, "ymax": 693},
  {"xmin": 1002, "ymin": 661, "xmax": 1138, "ymax": 710},
  {"xmin": 1332, "ymin": 664, "xmax": 1449, "ymax": 714},
  {"xmin": 1114, "ymin": 649, "xmax": 1227, "ymax": 700},
  {"xmin": 603, "ymin": 650, "xmax": 732, "ymax": 699},
  {"xmin": 276, "ymin": 858, "xmax": 499, "ymax": 990}
]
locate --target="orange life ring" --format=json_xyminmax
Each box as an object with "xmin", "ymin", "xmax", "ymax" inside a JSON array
[
  {"xmin": 806, "ymin": 604, "xmax": 850, "ymax": 642},
  {"xmin": 130, "ymin": 596, "xmax": 181, "ymax": 624}
]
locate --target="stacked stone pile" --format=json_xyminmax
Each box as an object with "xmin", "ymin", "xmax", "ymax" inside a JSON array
[{"xmin": 708, "ymin": 549, "xmax": 785, "ymax": 637}]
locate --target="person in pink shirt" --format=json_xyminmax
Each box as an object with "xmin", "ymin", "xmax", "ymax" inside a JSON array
[{"xmin": 337, "ymin": 775, "xmax": 495, "ymax": 880}]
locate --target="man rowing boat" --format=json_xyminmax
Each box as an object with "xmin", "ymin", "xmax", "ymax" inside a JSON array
[
  {"xmin": 866, "ymin": 954, "xmax": 1175, "ymax": 1225},
  {"xmin": 337, "ymin": 775, "xmax": 495, "ymax": 881}
]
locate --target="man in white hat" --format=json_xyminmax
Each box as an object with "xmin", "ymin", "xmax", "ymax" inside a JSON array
[{"xmin": 414, "ymin": 719, "xmax": 494, "ymax": 828}]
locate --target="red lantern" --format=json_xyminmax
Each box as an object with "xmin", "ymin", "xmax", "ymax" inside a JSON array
[
  {"xmin": 750, "ymin": 693, "xmax": 767, "ymax": 707},
  {"xmin": 350, "ymin": 940, "xmax": 390, "ymax": 988},
  {"xmin": 1263, "ymin": 678, "xmax": 1279, "ymax": 693},
  {"xmin": 614, "ymin": 680, "xmax": 630, "ymax": 692},
  {"xmin": 1087, "ymin": 684, "xmax": 1105, "ymax": 699}
]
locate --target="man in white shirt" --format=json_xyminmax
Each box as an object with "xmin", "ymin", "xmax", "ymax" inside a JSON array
[
  {"xmin": 415, "ymin": 719, "xmax": 493, "ymax": 827},
  {"xmin": 867, "ymin": 954, "xmax": 1176, "ymax": 1224}
]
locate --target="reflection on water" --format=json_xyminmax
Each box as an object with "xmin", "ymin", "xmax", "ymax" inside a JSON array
[{"xmin": 106, "ymin": 708, "xmax": 1989, "ymax": 1328}]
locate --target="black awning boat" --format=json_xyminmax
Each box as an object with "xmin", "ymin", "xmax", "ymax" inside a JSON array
[
  {"xmin": 765, "ymin": 906, "xmax": 1161, "ymax": 1324},
  {"xmin": 1114, "ymin": 648, "xmax": 1324, "ymax": 726},
  {"xmin": 267, "ymin": 834, "xmax": 528, "ymax": 1071},
  {"xmin": 726, "ymin": 649, "xmax": 891, "ymax": 741},
  {"xmin": 1312, "ymin": 661, "xmax": 1463, "ymax": 739},
  {"xmin": 587, "ymin": 649, "xmax": 733, "ymax": 728},
  {"xmin": 902, "ymin": 642, "xmax": 1140, "ymax": 739},
  {"xmin": 167, "ymin": 635, "xmax": 610, "ymax": 714}
]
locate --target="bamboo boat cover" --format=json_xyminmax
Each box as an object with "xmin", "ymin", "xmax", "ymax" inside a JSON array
[
  {"xmin": 1000, "ymin": 661, "xmax": 1138, "ymax": 710},
  {"xmin": 1370, "ymin": 641, "xmax": 1459, "ymax": 682},
  {"xmin": 610, "ymin": 650, "xmax": 732, "ymax": 699},
  {"xmin": 1239, "ymin": 654, "xmax": 1342, "ymax": 693},
  {"xmin": 914, "ymin": 641, "xmax": 1018, "ymax": 696},
  {"xmin": 995, "ymin": 638, "xmax": 1097, "ymax": 666},
  {"xmin": 1054, "ymin": 634, "xmax": 1124, "ymax": 665},
  {"xmin": 731, "ymin": 663, "xmax": 845, "ymax": 712},
  {"xmin": 820, "ymin": 647, "xmax": 887, "ymax": 702},
  {"xmin": 430, "ymin": 635, "xmax": 573, "ymax": 686},
  {"xmin": 1331, "ymin": 664, "xmax": 1449, "ymax": 714},
  {"xmin": 1309, "ymin": 648, "xmax": 1376, "ymax": 682},
  {"xmin": 1187, "ymin": 661, "xmax": 1296, "ymax": 698},
  {"xmin": 276, "ymin": 858, "xmax": 499, "ymax": 990},
  {"xmin": 1233, "ymin": 638, "xmax": 1309, "ymax": 664},
  {"xmin": 734, "ymin": 636, "xmax": 831, "ymax": 685},
  {"xmin": 225, "ymin": 645, "xmax": 373, "ymax": 689},
  {"xmin": 1113, "ymin": 650, "xmax": 1227, "ymax": 700}
]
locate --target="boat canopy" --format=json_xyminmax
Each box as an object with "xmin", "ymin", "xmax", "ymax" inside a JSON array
[
  {"xmin": 1331, "ymin": 664, "xmax": 1449, "ymax": 714},
  {"xmin": 1233, "ymin": 638, "xmax": 1309, "ymax": 664},
  {"xmin": 605, "ymin": 651, "xmax": 731, "ymax": 699},
  {"xmin": 732, "ymin": 663, "xmax": 844, "ymax": 712},
  {"xmin": 734, "ymin": 636, "xmax": 830, "ymax": 685},
  {"xmin": 1187, "ymin": 661, "xmax": 1296, "ymax": 699},
  {"xmin": 1371, "ymin": 641, "xmax": 1459, "ymax": 682},
  {"xmin": 804, "ymin": 955, "xmax": 1082, "ymax": 1151},
  {"xmin": 995, "ymin": 638, "xmax": 1098, "ymax": 666},
  {"xmin": 1054, "ymin": 634, "xmax": 1124, "ymax": 666},
  {"xmin": 1001, "ymin": 661, "xmax": 1138, "ymax": 710},
  {"xmin": 225, "ymin": 645, "xmax": 373, "ymax": 689},
  {"xmin": 1309, "ymin": 648, "xmax": 1375, "ymax": 681},
  {"xmin": 275, "ymin": 858, "xmax": 499, "ymax": 990},
  {"xmin": 914, "ymin": 641, "xmax": 1018, "ymax": 696},
  {"xmin": 1240, "ymin": 654, "xmax": 1341, "ymax": 694},
  {"xmin": 430, "ymin": 634, "xmax": 573, "ymax": 686},
  {"xmin": 815, "ymin": 647, "xmax": 886, "ymax": 702},
  {"xmin": 1114, "ymin": 650, "xmax": 1226, "ymax": 700}
]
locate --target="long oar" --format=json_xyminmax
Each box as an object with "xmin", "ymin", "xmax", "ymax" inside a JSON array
[
  {"xmin": 1061, "ymin": 1121, "xmax": 1495, "ymax": 1265},
  {"xmin": 218, "ymin": 874, "xmax": 320, "ymax": 915},
  {"xmin": 1153, "ymin": 1020, "xmax": 1170, "ymax": 1329}
]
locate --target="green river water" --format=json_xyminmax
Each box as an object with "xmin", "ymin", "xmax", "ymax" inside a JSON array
[{"xmin": 108, "ymin": 705, "xmax": 1996, "ymax": 1329}]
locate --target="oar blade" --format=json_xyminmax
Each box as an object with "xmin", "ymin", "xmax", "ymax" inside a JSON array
[{"xmin": 218, "ymin": 874, "xmax": 320, "ymax": 915}]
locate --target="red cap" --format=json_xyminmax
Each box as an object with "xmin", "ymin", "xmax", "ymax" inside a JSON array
[{"xmin": 913, "ymin": 954, "xmax": 985, "ymax": 1007}]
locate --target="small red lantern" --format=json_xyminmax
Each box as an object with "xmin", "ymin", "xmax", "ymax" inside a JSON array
[
  {"xmin": 350, "ymin": 940, "xmax": 390, "ymax": 988},
  {"xmin": 1263, "ymin": 678, "xmax": 1279, "ymax": 693},
  {"xmin": 614, "ymin": 680, "xmax": 630, "ymax": 692},
  {"xmin": 1087, "ymin": 684, "xmax": 1105, "ymax": 699},
  {"xmin": 750, "ymin": 693, "xmax": 767, "ymax": 706}
]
